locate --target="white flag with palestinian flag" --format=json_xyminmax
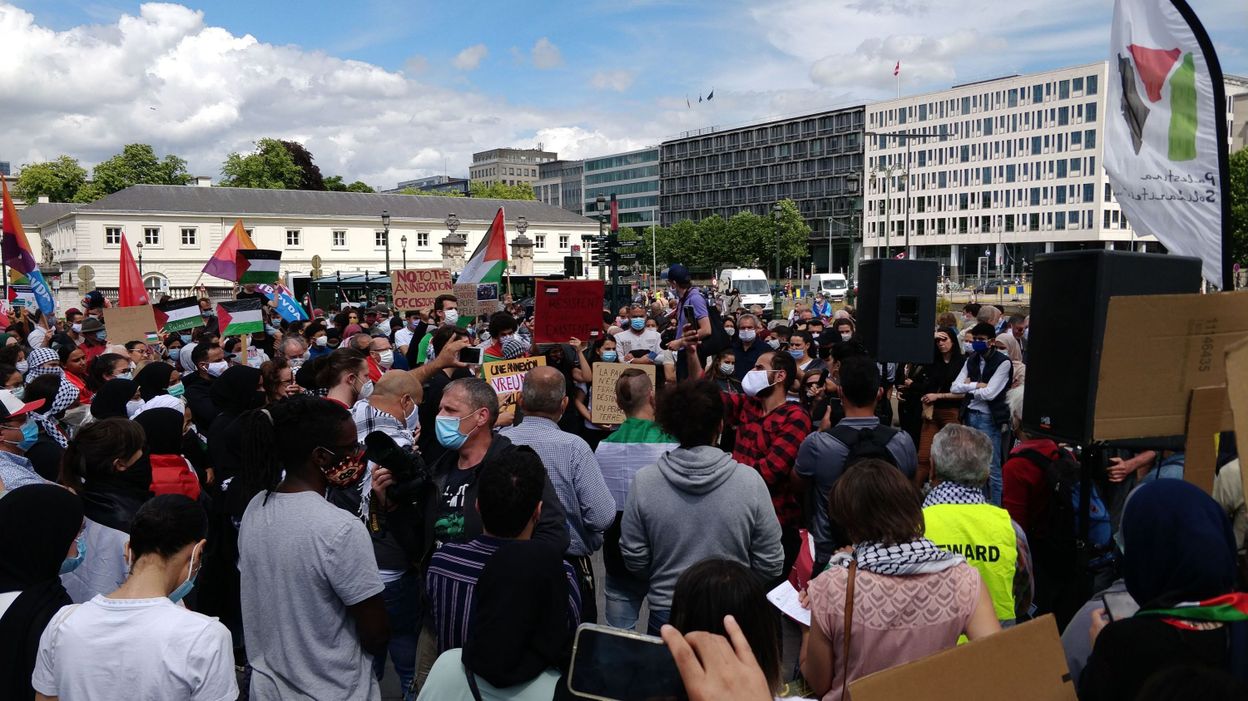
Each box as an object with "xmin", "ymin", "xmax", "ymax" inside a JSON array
[
  {"xmin": 153, "ymin": 296, "xmax": 205, "ymax": 334},
  {"xmin": 236, "ymin": 249, "xmax": 282, "ymax": 285},
  {"xmin": 217, "ymin": 298, "xmax": 264, "ymax": 336}
]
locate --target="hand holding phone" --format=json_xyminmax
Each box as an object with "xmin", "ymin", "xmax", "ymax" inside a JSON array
[
  {"xmin": 1101, "ymin": 590, "xmax": 1139, "ymax": 622},
  {"xmin": 568, "ymin": 624, "xmax": 686, "ymax": 700},
  {"xmin": 457, "ymin": 346, "xmax": 483, "ymax": 365}
]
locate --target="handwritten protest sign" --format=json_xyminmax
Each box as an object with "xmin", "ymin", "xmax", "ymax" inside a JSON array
[
  {"xmin": 483, "ymin": 356, "xmax": 546, "ymax": 416},
  {"xmin": 390, "ymin": 268, "xmax": 453, "ymax": 311},
  {"xmin": 591, "ymin": 362, "xmax": 655, "ymax": 425},
  {"xmin": 104, "ymin": 305, "xmax": 159, "ymax": 345},
  {"xmin": 534, "ymin": 280, "xmax": 604, "ymax": 344},
  {"xmin": 454, "ymin": 281, "xmax": 501, "ymax": 323}
]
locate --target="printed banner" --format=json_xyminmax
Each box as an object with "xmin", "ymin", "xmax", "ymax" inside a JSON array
[
  {"xmin": 533, "ymin": 279, "xmax": 605, "ymax": 344},
  {"xmin": 590, "ymin": 362, "xmax": 655, "ymax": 425},
  {"xmin": 482, "ymin": 356, "xmax": 546, "ymax": 416},
  {"xmin": 453, "ymin": 281, "xmax": 501, "ymax": 325},
  {"xmin": 391, "ymin": 268, "xmax": 453, "ymax": 312}
]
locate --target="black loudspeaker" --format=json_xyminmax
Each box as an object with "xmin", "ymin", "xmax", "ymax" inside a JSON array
[
  {"xmin": 1022, "ymin": 250, "xmax": 1201, "ymax": 444},
  {"xmin": 855, "ymin": 259, "xmax": 938, "ymax": 364}
]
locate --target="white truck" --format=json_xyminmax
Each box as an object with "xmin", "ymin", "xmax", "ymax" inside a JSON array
[
  {"xmin": 808, "ymin": 273, "xmax": 849, "ymax": 301},
  {"xmin": 718, "ymin": 268, "xmax": 773, "ymax": 317}
]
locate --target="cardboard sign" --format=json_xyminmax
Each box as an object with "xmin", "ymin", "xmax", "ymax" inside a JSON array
[
  {"xmin": 1093, "ymin": 291, "xmax": 1248, "ymax": 441},
  {"xmin": 103, "ymin": 305, "xmax": 159, "ymax": 345},
  {"xmin": 590, "ymin": 362, "xmax": 655, "ymax": 425},
  {"xmin": 482, "ymin": 356, "xmax": 546, "ymax": 416},
  {"xmin": 849, "ymin": 615, "xmax": 1075, "ymax": 701},
  {"xmin": 534, "ymin": 279, "xmax": 605, "ymax": 344},
  {"xmin": 8, "ymin": 285, "xmax": 35, "ymax": 308},
  {"xmin": 1223, "ymin": 338, "xmax": 1248, "ymax": 509},
  {"xmin": 390, "ymin": 268, "xmax": 453, "ymax": 312},
  {"xmin": 454, "ymin": 281, "xmax": 502, "ymax": 323}
]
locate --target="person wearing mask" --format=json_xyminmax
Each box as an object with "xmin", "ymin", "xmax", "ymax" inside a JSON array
[
  {"xmin": 76, "ymin": 317, "xmax": 109, "ymax": 364},
  {"xmin": 705, "ymin": 349, "xmax": 743, "ymax": 395},
  {"xmin": 419, "ymin": 540, "xmax": 575, "ymax": 701},
  {"xmin": 0, "ymin": 484, "xmax": 83, "ymax": 701},
  {"xmin": 238, "ymin": 396, "xmax": 390, "ymax": 701},
  {"xmin": 260, "ymin": 357, "xmax": 302, "ymax": 403},
  {"xmin": 812, "ymin": 291, "xmax": 833, "ymax": 319},
  {"xmin": 58, "ymin": 418, "xmax": 149, "ymax": 603},
  {"xmin": 571, "ymin": 338, "xmax": 618, "ymax": 450},
  {"xmin": 280, "ymin": 335, "xmax": 310, "ymax": 370},
  {"xmin": 500, "ymin": 366, "xmax": 615, "ymax": 624},
  {"xmin": 183, "ymin": 343, "xmax": 227, "ymax": 431},
  {"xmin": 727, "ymin": 314, "xmax": 767, "ymax": 382},
  {"xmin": 664, "ymin": 265, "xmax": 712, "ymax": 380},
  {"xmin": 415, "ymin": 294, "xmax": 459, "ymax": 366},
  {"xmin": 795, "ymin": 354, "xmax": 918, "ymax": 567},
  {"xmin": 0, "ymin": 390, "xmax": 51, "ymax": 493},
  {"xmin": 595, "ymin": 369, "xmax": 678, "ymax": 630},
  {"xmin": 614, "ymin": 304, "xmax": 663, "ymax": 360},
  {"xmin": 1079, "ymin": 480, "xmax": 1246, "ymax": 701},
  {"xmin": 305, "ymin": 322, "xmax": 331, "ymax": 360},
  {"xmin": 0, "ymin": 363, "xmax": 23, "ymax": 392},
  {"xmin": 89, "ymin": 378, "xmax": 141, "ymax": 421},
  {"xmin": 134, "ymin": 361, "xmax": 183, "ymax": 408},
  {"xmin": 915, "ymin": 328, "xmax": 966, "ymax": 488},
  {"xmin": 923, "ymin": 425, "xmax": 1033, "ymax": 625},
  {"xmin": 416, "ymin": 327, "xmax": 474, "ymax": 466},
  {"xmin": 135, "ymin": 408, "xmax": 201, "ymax": 501},
  {"xmin": 788, "ymin": 330, "xmax": 824, "ymax": 377},
  {"xmin": 800, "ymin": 460, "xmax": 1000, "ymax": 700},
  {"xmin": 480, "ymin": 311, "xmax": 519, "ymax": 366},
  {"xmin": 33, "ymin": 494, "xmax": 237, "ymax": 701},
  {"xmin": 24, "ymin": 348, "xmax": 61, "ymax": 383},
  {"xmin": 85, "ymin": 353, "xmax": 131, "ymax": 395},
  {"xmin": 951, "ymin": 322, "xmax": 1014, "ymax": 505},
  {"xmin": 994, "ymin": 331, "xmax": 1026, "ymax": 389},
  {"xmin": 124, "ymin": 340, "xmax": 153, "ymax": 371},
  {"xmin": 370, "ymin": 336, "xmax": 400, "ymax": 378},
  {"xmin": 21, "ymin": 376, "xmax": 76, "ymax": 482},
  {"xmin": 620, "ymin": 379, "xmax": 783, "ymax": 633},
  {"xmin": 831, "ymin": 318, "xmax": 856, "ymax": 344},
  {"xmin": 207, "ymin": 365, "xmax": 266, "ymax": 515},
  {"xmin": 395, "ymin": 311, "xmax": 420, "ymax": 356},
  {"xmin": 318, "ymin": 348, "xmax": 371, "ymax": 408},
  {"xmin": 424, "ymin": 449, "xmax": 581, "ymax": 656}
]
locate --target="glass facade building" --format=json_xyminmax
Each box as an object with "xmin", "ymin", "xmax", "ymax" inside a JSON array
[
  {"xmin": 582, "ymin": 148, "xmax": 660, "ymax": 227},
  {"xmin": 535, "ymin": 160, "xmax": 584, "ymax": 214}
]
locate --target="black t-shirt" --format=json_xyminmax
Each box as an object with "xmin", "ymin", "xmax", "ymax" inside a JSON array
[
  {"xmin": 418, "ymin": 368, "xmax": 474, "ymax": 465},
  {"xmin": 1079, "ymin": 616, "xmax": 1233, "ymax": 701},
  {"xmin": 433, "ymin": 466, "xmax": 475, "ymax": 545}
]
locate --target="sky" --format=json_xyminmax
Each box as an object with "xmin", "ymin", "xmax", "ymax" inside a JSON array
[{"xmin": 1, "ymin": 0, "xmax": 1245, "ymax": 190}]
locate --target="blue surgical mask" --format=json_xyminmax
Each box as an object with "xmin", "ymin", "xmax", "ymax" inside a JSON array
[
  {"xmin": 95, "ymin": 331, "xmax": 108, "ymax": 342},
  {"xmin": 168, "ymin": 543, "xmax": 201, "ymax": 604},
  {"xmin": 788, "ymin": 349, "xmax": 805, "ymax": 360},
  {"xmin": 179, "ymin": 334, "xmax": 192, "ymax": 345},
  {"xmin": 169, "ymin": 348, "xmax": 181, "ymax": 362},
  {"xmin": 18, "ymin": 420, "xmax": 38, "ymax": 451},
  {"xmin": 971, "ymin": 340, "xmax": 990, "ymax": 354},
  {"xmin": 601, "ymin": 350, "xmax": 618, "ymax": 362},
  {"xmin": 167, "ymin": 382, "xmax": 186, "ymax": 398},
  {"xmin": 435, "ymin": 414, "xmax": 470, "ymax": 450},
  {"xmin": 11, "ymin": 386, "xmax": 25, "ymax": 401},
  {"xmin": 59, "ymin": 536, "xmax": 87, "ymax": 575},
  {"xmin": 630, "ymin": 318, "xmax": 645, "ymax": 331},
  {"xmin": 116, "ymin": 371, "xmax": 133, "ymax": 381}
]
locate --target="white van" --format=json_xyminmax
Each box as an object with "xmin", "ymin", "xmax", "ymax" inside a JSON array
[
  {"xmin": 718, "ymin": 268, "xmax": 773, "ymax": 316},
  {"xmin": 808, "ymin": 273, "xmax": 848, "ymax": 301}
]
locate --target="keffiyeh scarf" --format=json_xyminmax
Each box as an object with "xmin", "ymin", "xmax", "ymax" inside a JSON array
[
  {"xmin": 832, "ymin": 538, "xmax": 963, "ymax": 576},
  {"xmin": 922, "ymin": 481, "xmax": 986, "ymax": 508},
  {"xmin": 29, "ymin": 377, "xmax": 79, "ymax": 449},
  {"xmin": 25, "ymin": 348, "xmax": 61, "ymax": 381}
]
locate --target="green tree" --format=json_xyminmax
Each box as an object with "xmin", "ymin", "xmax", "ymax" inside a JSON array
[
  {"xmin": 280, "ymin": 140, "xmax": 325, "ymax": 190},
  {"xmin": 742, "ymin": 199, "xmax": 810, "ymax": 278},
  {"xmin": 325, "ymin": 176, "xmax": 376, "ymax": 193},
  {"xmin": 344, "ymin": 181, "xmax": 375, "ymax": 193},
  {"xmin": 468, "ymin": 181, "xmax": 536, "ymax": 200},
  {"xmin": 91, "ymin": 143, "xmax": 190, "ymax": 196},
  {"xmin": 219, "ymin": 138, "xmax": 303, "ymax": 189},
  {"xmin": 1231, "ymin": 148, "xmax": 1248, "ymax": 266},
  {"xmin": 13, "ymin": 156, "xmax": 87, "ymax": 203}
]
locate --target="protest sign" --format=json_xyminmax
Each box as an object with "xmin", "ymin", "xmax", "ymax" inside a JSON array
[
  {"xmin": 391, "ymin": 268, "xmax": 453, "ymax": 312},
  {"xmin": 103, "ymin": 305, "xmax": 159, "ymax": 345},
  {"xmin": 590, "ymin": 362, "xmax": 655, "ymax": 425},
  {"xmin": 8, "ymin": 285, "xmax": 35, "ymax": 309},
  {"xmin": 849, "ymin": 615, "xmax": 1074, "ymax": 701},
  {"xmin": 534, "ymin": 279, "xmax": 605, "ymax": 344},
  {"xmin": 1224, "ymin": 338, "xmax": 1248, "ymax": 511},
  {"xmin": 454, "ymin": 281, "xmax": 501, "ymax": 324},
  {"xmin": 482, "ymin": 356, "xmax": 546, "ymax": 416}
]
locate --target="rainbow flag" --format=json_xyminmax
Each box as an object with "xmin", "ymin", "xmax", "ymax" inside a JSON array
[
  {"xmin": 202, "ymin": 219, "xmax": 257, "ymax": 282},
  {"xmin": 456, "ymin": 207, "xmax": 508, "ymax": 328},
  {"xmin": 1, "ymin": 176, "xmax": 56, "ymax": 315}
]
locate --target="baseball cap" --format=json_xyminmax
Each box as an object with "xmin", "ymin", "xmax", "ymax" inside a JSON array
[
  {"xmin": 0, "ymin": 389, "xmax": 46, "ymax": 420},
  {"xmin": 665, "ymin": 264, "xmax": 691, "ymax": 286}
]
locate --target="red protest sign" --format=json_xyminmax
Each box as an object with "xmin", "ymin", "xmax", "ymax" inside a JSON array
[{"xmin": 533, "ymin": 279, "xmax": 604, "ymax": 344}]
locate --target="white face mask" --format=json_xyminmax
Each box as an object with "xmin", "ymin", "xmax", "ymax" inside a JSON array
[
  {"xmin": 766, "ymin": 338, "xmax": 781, "ymax": 350},
  {"xmin": 724, "ymin": 328, "xmax": 736, "ymax": 337},
  {"xmin": 314, "ymin": 336, "xmax": 328, "ymax": 347},
  {"xmin": 126, "ymin": 399, "xmax": 145, "ymax": 418},
  {"xmin": 719, "ymin": 363, "xmax": 735, "ymax": 376},
  {"xmin": 840, "ymin": 332, "xmax": 852, "ymax": 342},
  {"xmin": 443, "ymin": 309, "xmax": 459, "ymax": 325},
  {"xmin": 376, "ymin": 349, "xmax": 394, "ymax": 369},
  {"xmin": 741, "ymin": 369, "xmax": 776, "ymax": 397},
  {"xmin": 205, "ymin": 361, "xmax": 229, "ymax": 377},
  {"xmin": 358, "ymin": 378, "xmax": 374, "ymax": 400},
  {"xmin": 71, "ymin": 323, "xmax": 83, "ymax": 334},
  {"xmin": 738, "ymin": 328, "xmax": 756, "ymax": 343}
]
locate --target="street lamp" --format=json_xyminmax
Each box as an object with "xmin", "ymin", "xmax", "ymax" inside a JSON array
[
  {"xmin": 381, "ymin": 210, "xmax": 391, "ymax": 275},
  {"xmin": 400, "ymin": 234, "xmax": 407, "ymax": 269},
  {"xmin": 866, "ymin": 129, "xmax": 947, "ymax": 260},
  {"xmin": 136, "ymin": 240, "xmax": 144, "ymax": 277},
  {"xmin": 771, "ymin": 202, "xmax": 782, "ymax": 288}
]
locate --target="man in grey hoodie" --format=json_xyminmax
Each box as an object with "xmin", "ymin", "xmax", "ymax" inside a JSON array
[{"xmin": 620, "ymin": 378, "xmax": 783, "ymax": 634}]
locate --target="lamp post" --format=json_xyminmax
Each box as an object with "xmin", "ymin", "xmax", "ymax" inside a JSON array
[
  {"xmin": 381, "ymin": 210, "xmax": 391, "ymax": 275},
  {"xmin": 866, "ymin": 129, "xmax": 946, "ymax": 259},
  {"xmin": 400, "ymin": 234, "xmax": 407, "ymax": 269},
  {"xmin": 136, "ymin": 240, "xmax": 144, "ymax": 276},
  {"xmin": 868, "ymin": 167, "xmax": 894, "ymax": 259},
  {"xmin": 771, "ymin": 202, "xmax": 782, "ymax": 290}
]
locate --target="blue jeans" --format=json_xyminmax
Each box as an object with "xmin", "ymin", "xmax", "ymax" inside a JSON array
[
  {"xmin": 646, "ymin": 607, "xmax": 671, "ymax": 636},
  {"xmin": 372, "ymin": 570, "xmax": 420, "ymax": 700},
  {"xmin": 604, "ymin": 574, "xmax": 648, "ymax": 630},
  {"xmin": 965, "ymin": 410, "xmax": 1003, "ymax": 505}
]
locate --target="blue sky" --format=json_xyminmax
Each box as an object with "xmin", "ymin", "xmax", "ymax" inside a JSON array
[{"xmin": 2, "ymin": 0, "xmax": 1245, "ymax": 186}]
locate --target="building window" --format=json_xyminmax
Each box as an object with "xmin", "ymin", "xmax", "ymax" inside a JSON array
[
  {"xmin": 180, "ymin": 228, "xmax": 197, "ymax": 246},
  {"xmin": 417, "ymin": 232, "xmax": 429, "ymax": 247},
  {"xmin": 558, "ymin": 235, "xmax": 569, "ymax": 250},
  {"xmin": 286, "ymin": 229, "xmax": 301, "ymax": 247},
  {"xmin": 144, "ymin": 227, "xmax": 160, "ymax": 246},
  {"xmin": 375, "ymin": 230, "xmax": 388, "ymax": 248},
  {"xmin": 105, "ymin": 227, "xmax": 122, "ymax": 246},
  {"xmin": 535, "ymin": 234, "xmax": 546, "ymax": 249},
  {"xmin": 332, "ymin": 230, "xmax": 346, "ymax": 247}
]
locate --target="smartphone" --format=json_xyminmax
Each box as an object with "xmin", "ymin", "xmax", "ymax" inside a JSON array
[
  {"xmin": 457, "ymin": 346, "xmax": 483, "ymax": 365},
  {"xmin": 1101, "ymin": 590, "xmax": 1139, "ymax": 622},
  {"xmin": 567, "ymin": 624, "xmax": 686, "ymax": 701},
  {"xmin": 683, "ymin": 305, "xmax": 696, "ymax": 324}
]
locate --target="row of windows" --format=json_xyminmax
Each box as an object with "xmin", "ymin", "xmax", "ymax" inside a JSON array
[
  {"xmin": 663, "ymin": 111, "xmax": 865, "ymax": 160},
  {"xmin": 583, "ymin": 150, "xmax": 659, "ymax": 172},
  {"xmin": 868, "ymin": 181, "xmax": 1109, "ymax": 217},
  {"xmin": 865, "ymin": 209, "xmax": 1105, "ymax": 237},
  {"xmin": 106, "ymin": 226, "xmax": 198, "ymax": 246},
  {"xmin": 871, "ymin": 103, "xmax": 1099, "ymax": 155},
  {"xmin": 583, "ymin": 165, "xmax": 660, "ymax": 186},
  {"xmin": 104, "ymin": 227, "xmax": 431, "ymax": 249},
  {"xmin": 531, "ymin": 234, "xmax": 571, "ymax": 250},
  {"xmin": 868, "ymin": 155, "xmax": 1101, "ymax": 201},
  {"xmin": 662, "ymin": 188, "xmax": 859, "ymax": 217},
  {"xmin": 664, "ymin": 156, "xmax": 863, "ymax": 196},
  {"xmin": 664, "ymin": 133, "xmax": 863, "ymax": 177},
  {"xmin": 584, "ymin": 180, "xmax": 660, "ymax": 199},
  {"xmin": 870, "ymin": 73, "xmax": 1100, "ymax": 128},
  {"xmin": 471, "ymin": 166, "xmax": 538, "ymax": 178}
]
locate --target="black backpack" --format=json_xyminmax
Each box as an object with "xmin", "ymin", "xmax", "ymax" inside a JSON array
[{"xmin": 828, "ymin": 424, "xmax": 901, "ymax": 469}]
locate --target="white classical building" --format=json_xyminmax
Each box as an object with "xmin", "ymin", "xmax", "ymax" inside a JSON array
[
  {"xmin": 863, "ymin": 62, "xmax": 1146, "ymax": 280},
  {"xmin": 17, "ymin": 184, "xmax": 598, "ymax": 309}
]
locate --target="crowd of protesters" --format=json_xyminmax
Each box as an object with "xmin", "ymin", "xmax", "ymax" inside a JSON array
[{"xmin": 0, "ymin": 267, "xmax": 1244, "ymax": 701}]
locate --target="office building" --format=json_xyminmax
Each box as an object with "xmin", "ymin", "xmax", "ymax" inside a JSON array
[
  {"xmin": 660, "ymin": 108, "xmax": 866, "ymax": 273},
  {"xmin": 582, "ymin": 147, "xmax": 660, "ymax": 229},
  {"xmin": 0, "ymin": 161, "xmax": 9, "ymax": 177},
  {"xmin": 469, "ymin": 147, "xmax": 558, "ymax": 187},
  {"xmin": 534, "ymin": 159, "xmax": 584, "ymax": 214},
  {"xmin": 1227, "ymin": 74, "xmax": 1248, "ymax": 153},
  {"xmin": 386, "ymin": 175, "xmax": 470, "ymax": 195}
]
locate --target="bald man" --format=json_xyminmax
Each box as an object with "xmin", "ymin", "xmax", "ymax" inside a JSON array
[{"xmin": 500, "ymin": 365, "xmax": 615, "ymax": 624}]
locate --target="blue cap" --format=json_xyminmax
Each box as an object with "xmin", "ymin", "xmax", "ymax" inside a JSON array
[{"xmin": 666, "ymin": 264, "xmax": 691, "ymax": 285}]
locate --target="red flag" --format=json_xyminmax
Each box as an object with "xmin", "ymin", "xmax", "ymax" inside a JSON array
[
  {"xmin": 203, "ymin": 219, "xmax": 257, "ymax": 282},
  {"xmin": 118, "ymin": 233, "xmax": 148, "ymax": 307},
  {"xmin": 893, "ymin": 61, "xmax": 900, "ymax": 77},
  {"xmin": 609, "ymin": 194, "xmax": 619, "ymax": 233}
]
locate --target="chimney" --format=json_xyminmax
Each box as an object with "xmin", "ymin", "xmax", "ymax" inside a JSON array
[{"xmin": 194, "ymin": 176, "xmax": 213, "ymax": 187}]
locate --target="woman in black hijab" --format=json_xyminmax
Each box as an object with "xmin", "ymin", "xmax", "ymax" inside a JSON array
[
  {"xmin": 134, "ymin": 361, "xmax": 175, "ymax": 402},
  {"xmin": 89, "ymin": 378, "xmax": 139, "ymax": 421},
  {"xmin": 207, "ymin": 365, "xmax": 264, "ymax": 497},
  {"xmin": 0, "ymin": 484, "xmax": 84, "ymax": 701}
]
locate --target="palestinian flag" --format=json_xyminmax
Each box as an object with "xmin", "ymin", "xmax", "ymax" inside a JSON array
[
  {"xmin": 153, "ymin": 296, "xmax": 205, "ymax": 333},
  {"xmin": 456, "ymin": 207, "xmax": 508, "ymax": 328},
  {"xmin": 217, "ymin": 298, "xmax": 264, "ymax": 336},
  {"xmin": 236, "ymin": 249, "xmax": 282, "ymax": 284},
  {"xmin": 1142, "ymin": 593, "xmax": 1248, "ymax": 623}
]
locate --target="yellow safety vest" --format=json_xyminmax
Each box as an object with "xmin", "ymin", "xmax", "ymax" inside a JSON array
[{"xmin": 923, "ymin": 502, "xmax": 1018, "ymax": 622}]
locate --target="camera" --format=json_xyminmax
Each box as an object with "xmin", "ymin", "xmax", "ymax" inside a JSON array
[{"xmin": 363, "ymin": 430, "xmax": 430, "ymax": 503}]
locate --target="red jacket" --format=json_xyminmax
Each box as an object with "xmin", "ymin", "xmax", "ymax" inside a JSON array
[
  {"xmin": 149, "ymin": 453, "xmax": 201, "ymax": 501},
  {"xmin": 1002, "ymin": 438, "xmax": 1059, "ymax": 534}
]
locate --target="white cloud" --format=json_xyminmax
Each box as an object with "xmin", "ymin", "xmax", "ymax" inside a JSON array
[
  {"xmin": 531, "ymin": 37, "xmax": 563, "ymax": 69},
  {"xmin": 591, "ymin": 69, "xmax": 635, "ymax": 92},
  {"xmin": 452, "ymin": 43, "xmax": 488, "ymax": 70}
]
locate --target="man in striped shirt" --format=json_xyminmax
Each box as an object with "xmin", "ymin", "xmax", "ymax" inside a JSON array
[
  {"xmin": 424, "ymin": 447, "xmax": 581, "ymax": 654},
  {"xmin": 595, "ymin": 369, "xmax": 677, "ymax": 630}
]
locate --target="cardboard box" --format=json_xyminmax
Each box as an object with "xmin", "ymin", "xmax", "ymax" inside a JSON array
[
  {"xmin": 849, "ymin": 615, "xmax": 1075, "ymax": 701},
  {"xmin": 1223, "ymin": 338, "xmax": 1248, "ymax": 509}
]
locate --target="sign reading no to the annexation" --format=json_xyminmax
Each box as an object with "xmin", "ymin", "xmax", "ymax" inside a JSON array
[{"xmin": 390, "ymin": 268, "xmax": 453, "ymax": 311}]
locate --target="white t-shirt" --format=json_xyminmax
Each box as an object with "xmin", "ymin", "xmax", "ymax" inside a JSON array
[
  {"xmin": 33, "ymin": 596, "xmax": 238, "ymax": 701},
  {"xmin": 612, "ymin": 328, "xmax": 663, "ymax": 357},
  {"xmin": 61, "ymin": 517, "xmax": 130, "ymax": 604},
  {"xmin": 395, "ymin": 327, "xmax": 414, "ymax": 351}
]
